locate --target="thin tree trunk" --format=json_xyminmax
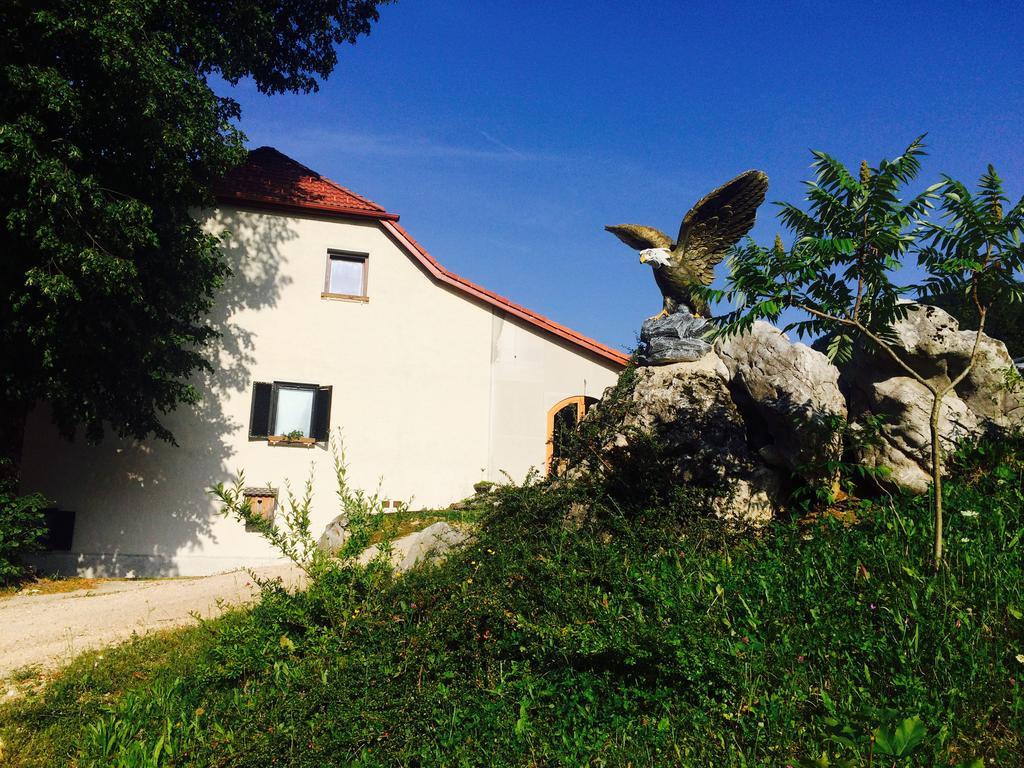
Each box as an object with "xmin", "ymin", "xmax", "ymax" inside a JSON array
[
  {"xmin": 929, "ymin": 394, "xmax": 944, "ymax": 570},
  {"xmin": 929, "ymin": 305, "xmax": 987, "ymax": 571}
]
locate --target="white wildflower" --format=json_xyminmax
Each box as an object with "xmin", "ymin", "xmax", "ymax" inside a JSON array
[{"xmin": 960, "ymin": 509, "xmax": 979, "ymax": 518}]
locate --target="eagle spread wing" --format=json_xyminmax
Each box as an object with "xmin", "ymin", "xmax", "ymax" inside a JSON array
[
  {"xmin": 674, "ymin": 169, "xmax": 769, "ymax": 286},
  {"xmin": 605, "ymin": 169, "xmax": 768, "ymax": 317},
  {"xmin": 604, "ymin": 224, "xmax": 673, "ymax": 251}
]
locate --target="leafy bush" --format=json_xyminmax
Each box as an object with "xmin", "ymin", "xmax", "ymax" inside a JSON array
[
  {"xmin": 0, "ymin": 465, "xmax": 49, "ymax": 585},
  {"xmin": 3, "ymin": 435, "xmax": 1023, "ymax": 766},
  {"xmin": 557, "ymin": 361, "xmax": 639, "ymax": 476}
]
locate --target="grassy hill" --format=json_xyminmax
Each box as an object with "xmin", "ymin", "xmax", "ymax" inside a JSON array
[{"xmin": 2, "ymin": 436, "xmax": 1023, "ymax": 767}]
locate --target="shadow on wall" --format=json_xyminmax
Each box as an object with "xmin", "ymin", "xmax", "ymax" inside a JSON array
[{"xmin": 25, "ymin": 209, "xmax": 295, "ymax": 577}]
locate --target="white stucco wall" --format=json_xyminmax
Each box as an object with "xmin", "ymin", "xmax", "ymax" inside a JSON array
[{"xmin": 19, "ymin": 206, "xmax": 623, "ymax": 576}]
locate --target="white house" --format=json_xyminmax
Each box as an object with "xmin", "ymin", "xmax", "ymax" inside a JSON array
[{"xmin": 19, "ymin": 148, "xmax": 627, "ymax": 577}]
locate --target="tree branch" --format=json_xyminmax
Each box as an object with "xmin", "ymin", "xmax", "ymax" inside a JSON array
[
  {"xmin": 942, "ymin": 245, "xmax": 992, "ymax": 397},
  {"xmin": 794, "ymin": 301, "xmax": 936, "ymax": 392},
  {"xmin": 943, "ymin": 308, "xmax": 987, "ymax": 397},
  {"xmin": 851, "ymin": 318, "xmax": 936, "ymax": 393}
]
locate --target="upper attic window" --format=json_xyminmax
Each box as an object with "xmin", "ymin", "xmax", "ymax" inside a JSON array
[{"xmin": 322, "ymin": 250, "xmax": 368, "ymax": 302}]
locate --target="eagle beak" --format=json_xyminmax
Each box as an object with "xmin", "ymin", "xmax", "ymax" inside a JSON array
[{"xmin": 639, "ymin": 253, "xmax": 648, "ymax": 264}]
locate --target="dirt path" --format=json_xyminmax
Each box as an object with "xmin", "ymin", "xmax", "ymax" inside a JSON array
[
  {"xmin": 0, "ymin": 522, "xmax": 468, "ymax": 680},
  {"xmin": 0, "ymin": 565, "xmax": 304, "ymax": 679}
]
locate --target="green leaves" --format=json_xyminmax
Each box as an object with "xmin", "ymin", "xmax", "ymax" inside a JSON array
[
  {"xmin": 1, "ymin": 0, "xmax": 387, "ymax": 445},
  {"xmin": 872, "ymin": 715, "xmax": 926, "ymax": 757},
  {"xmin": 917, "ymin": 166, "xmax": 1024, "ymax": 316},
  {"xmin": 0, "ymin": 463, "xmax": 50, "ymax": 584},
  {"xmin": 714, "ymin": 137, "xmax": 941, "ymax": 346},
  {"xmin": 10, "ymin": 434, "xmax": 1024, "ymax": 765},
  {"xmin": 714, "ymin": 139, "xmax": 1024, "ymax": 569}
]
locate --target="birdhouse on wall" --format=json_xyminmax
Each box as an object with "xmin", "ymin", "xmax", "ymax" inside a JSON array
[{"xmin": 242, "ymin": 487, "xmax": 277, "ymax": 525}]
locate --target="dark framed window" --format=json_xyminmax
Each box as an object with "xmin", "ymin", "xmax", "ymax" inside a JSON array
[
  {"xmin": 249, "ymin": 381, "xmax": 333, "ymax": 443},
  {"xmin": 322, "ymin": 250, "xmax": 368, "ymax": 301},
  {"xmin": 41, "ymin": 508, "xmax": 76, "ymax": 551}
]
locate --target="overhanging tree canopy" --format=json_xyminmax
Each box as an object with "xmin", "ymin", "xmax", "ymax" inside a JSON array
[{"xmin": 0, "ymin": 0, "xmax": 387, "ymax": 454}]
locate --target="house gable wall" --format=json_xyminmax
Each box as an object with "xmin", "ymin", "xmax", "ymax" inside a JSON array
[{"xmin": 19, "ymin": 206, "xmax": 622, "ymax": 576}]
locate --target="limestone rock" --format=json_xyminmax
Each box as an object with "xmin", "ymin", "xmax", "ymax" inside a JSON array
[
  {"xmin": 578, "ymin": 302, "xmax": 1022, "ymax": 509},
  {"xmin": 317, "ymin": 513, "xmax": 349, "ymax": 554},
  {"xmin": 843, "ymin": 304, "xmax": 1022, "ymax": 492},
  {"xmin": 360, "ymin": 521, "xmax": 469, "ymax": 571},
  {"xmin": 637, "ymin": 307, "xmax": 713, "ymax": 365},
  {"xmin": 717, "ymin": 321, "xmax": 846, "ymax": 485},
  {"xmin": 854, "ymin": 376, "xmax": 978, "ymax": 493},
  {"xmin": 607, "ymin": 355, "xmax": 777, "ymax": 523}
]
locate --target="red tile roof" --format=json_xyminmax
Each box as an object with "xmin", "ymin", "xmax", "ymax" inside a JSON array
[
  {"xmin": 215, "ymin": 148, "xmax": 629, "ymax": 367},
  {"xmin": 214, "ymin": 146, "xmax": 397, "ymax": 220}
]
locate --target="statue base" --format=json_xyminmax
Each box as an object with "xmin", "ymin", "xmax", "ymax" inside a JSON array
[{"xmin": 637, "ymin": 307, "xmax": 713, "ymax": 365}]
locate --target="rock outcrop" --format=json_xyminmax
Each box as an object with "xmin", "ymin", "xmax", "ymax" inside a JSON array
[
  {"xmin": 843, "ymin": 304, "xmax": 1022, "ymax": 492},
  {"xmin": 318, "ymin": 514, "xmax": 351, "ymax": 554},
  {"xmin": 360, "ymin": 522, "xmax": 469, "ymax": 571},
  {"xmin": 851, "ymin": 376, "xmax": 979, "ymax": 492},
  {"xmin": 604, "ymin": 354, "xmax": 778, "ymax": 523},
  {"xmin": 321, "ymin": 518, "xmax": 469, "ymax": 571},
  {"xmin": 588, "ymin": 303, "xmax": 1022, "ymax": 511},
  {"xmin": 717, "ymin": 322, "xmax": 847, "ymax": 485}
]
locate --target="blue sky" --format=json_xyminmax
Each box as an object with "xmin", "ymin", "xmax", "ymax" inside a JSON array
[{"xmin": 218, "ymin": 1, "xmax": 1023, "ymax": 354}]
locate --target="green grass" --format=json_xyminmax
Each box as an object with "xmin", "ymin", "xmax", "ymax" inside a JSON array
[
  {"xmin": 2, "ymin": 438, "xmax": 1023, "ymax": 767},
  {"xmin": 368, "ymin": 504, "xmax": 484, "ymax": 546},
  {"xmin": 0, "ymin": 619, "xmax": 235, "ymax": 766}
]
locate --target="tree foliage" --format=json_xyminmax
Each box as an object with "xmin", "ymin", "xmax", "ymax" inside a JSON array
[
  {"xmin": 0, "ymin": 0, "xmax": 387, "ymax": 446},
  {"xmin": 710, "ymin": 138, "xmax": 939, "ymax": 361},
  {"xmin": 705, "ymin": 138, "xmax": 1024, "ymax": 568},
  {"xmin": 922, "ymin": 167, "xmax": 1024, "ymax": 358},
  {"xmin": 0, "ymin": 461, "xmax": 49, "ymax": 585}
]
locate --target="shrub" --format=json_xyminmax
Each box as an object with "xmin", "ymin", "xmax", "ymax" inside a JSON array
[
  {"xmin": 4, "ymin": 434, "xmax": 1022, "ymax": 766},
  {"xmin": 0, "ymin": 464, "xmax": 48, "ymax": 585},
  {"xmin": 55, "ymin": 434, "xmax": 408, "ymax": 762}
]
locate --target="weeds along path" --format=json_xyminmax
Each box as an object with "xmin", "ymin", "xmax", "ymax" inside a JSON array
[
  {"xmin": 0, "ymin": 565, "xmax": 306, "ymax": 680},
  {"xmin": 0, "ymin": 522, "xmax": 468, "ymax": 681}
]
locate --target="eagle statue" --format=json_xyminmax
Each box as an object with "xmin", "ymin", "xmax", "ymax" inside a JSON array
[{"xmin": 606, "ymin": 169, "xmax": 769, "ymax": 318}]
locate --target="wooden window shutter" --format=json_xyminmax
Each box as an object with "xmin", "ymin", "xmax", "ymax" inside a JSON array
[
  {"xmin": 249, "ymin": 382, "xmax": 273, "ymax": 439},
  {"xmin": 311, "ymin": 385, "xmax": 333, "ymax": 442}
]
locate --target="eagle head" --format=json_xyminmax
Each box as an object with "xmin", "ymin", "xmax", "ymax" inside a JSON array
[{"xmin": 639, "ymin": 248, "xmax": 672, "ymax": 268}]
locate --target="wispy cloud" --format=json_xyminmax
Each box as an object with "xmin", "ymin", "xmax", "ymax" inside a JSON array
[
  {"xmin": 479, "ymin": 130, "xmax": 524, "ymax": 158},
  {"xmin": 245, "ymin": 124, "xmax": 565, "ymax": 163}
]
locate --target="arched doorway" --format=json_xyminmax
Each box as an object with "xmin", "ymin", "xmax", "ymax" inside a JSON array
[{"xmin": 546, "ymin": 395, "xmax": 598, "ymax": 476}]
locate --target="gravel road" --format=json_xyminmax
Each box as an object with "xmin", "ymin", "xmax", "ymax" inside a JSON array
[{"xmin": 0, "ymin": 565, "xmax": 303, "ymax": 679}]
